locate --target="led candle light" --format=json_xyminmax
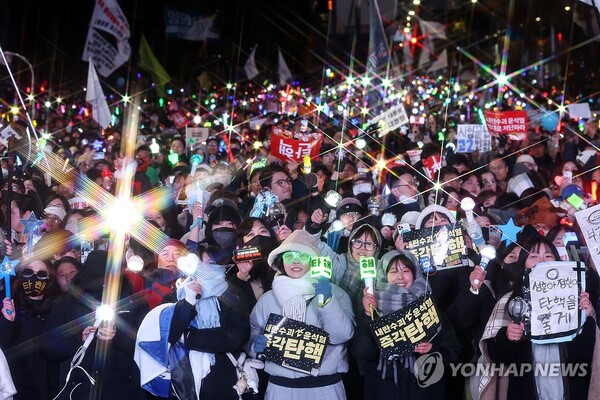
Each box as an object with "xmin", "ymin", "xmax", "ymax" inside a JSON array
[
  {"xmin": 461, "ymin": 197, "xmax": 485, "ymax": 250},
  {"xmin": 360, "ymin": 256, "xmax": 377, "ymax": 295},
  {"xmin": 310, "ymin": 257, "xmax": 332, "ymax": 305},
  {"xmin": 82, "ymin": 304, "xmax": 116, "ymax": 350},
  {"xmin": 303, "ymin": 154, "xmax": 312, "ymax": 174}
]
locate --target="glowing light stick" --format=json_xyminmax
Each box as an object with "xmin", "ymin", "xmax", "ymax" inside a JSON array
[
  {"xmin": 310, "ymin": 257, "xmax": 332, "ymax": 305},
  {"xmin": 190, "ymin": 154, "xmax": 203, "ymax": 176},
  {"xmin": 177, "ymin": 253, "xmax": 200, "ymax": 276},
  {"xmin": 566, "ymin": 193, "xmax": 585, "ymax": 210},
  {"xmin": 473, "ymin": 245, "xmax": 496, "ymax": 289},
  {"xmin": 126, "ymin": 255, "xmax": 144, "ymax": 272},
  {"xmin": 0, "ymin": 257, "xmax": 17, "ymax": 306},
  {"xmin": 102, "ymin": 169, "xmax": 112, "ymax": 191},
  {"xmin": 507, "ymin": 296, "xmax": 530, "ymax": 324},
  {"xmin": 82, "ymin": 304, "xmax": 116, "ymax": 350},
  {"xmin": 359, "ymin": 257, "xmax": 377, "ymax": 295},
  {"xmin": 461, "ymin": 197, "xmax": 485, "ymax": 250},
  {"xmin": 149, "ymin": 138, "xmax": 160, "ymax": 154},
  {"xmin": 303, "ymin": 155, "xmax": 311, "ymax": 174}
]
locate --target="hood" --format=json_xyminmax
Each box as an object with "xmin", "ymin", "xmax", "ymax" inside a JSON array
[{"xmin": 346, "ymin": 222, "xmax": 383, "ymax": 261}]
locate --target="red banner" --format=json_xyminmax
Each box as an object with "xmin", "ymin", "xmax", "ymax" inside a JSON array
[
  {"xmin": 483, "ymin": 110, "xmax": 528, "ymax": 136},
  {"xmin": 270, "ymin": 127, "xmax": 323, "ymax": 162}
]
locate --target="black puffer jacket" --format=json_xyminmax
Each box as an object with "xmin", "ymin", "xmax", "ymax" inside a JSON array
[{"xmin": 42, "ymin": 250, "xmax": 148, "ymax": 400}]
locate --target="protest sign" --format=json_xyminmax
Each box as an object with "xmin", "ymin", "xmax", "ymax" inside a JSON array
[
  {"xmin": 568, "ymin": 103, "xmax": 592, "ymax": 119},
  {"xmin": 163, "ymin": 5, "xmax": 218, "ymax": 41},
  {"xmin": 527, "ymin": 108, "xmax": 546, "ymax": 127},
  {"xmin": 456, "ymin": 124, "xmax": 492, "ymax": 153},
  {"xmin": 369, "ymin": 293, "xmax": 440, "ymax": 359},
  {"xmin": 366, "ymin": 104, "xmax": 409, "ymax": 137},
  {"xmin": 68, "ymin": 197, "xmax": 91, "ymax": 210},
  {"xmin": 403, "ymin": 223, "xmax": 468, "ymax": 272},
  {"xmin": 575, "ymin": 204, "xmax": 600, "ymax": 269},
  {"xmin": 483, "ymin": 110, "xmax": 528, "ymax": 136},
  {"xmin": 185, "ymin": 127, "xmax": 209, "ymax": 150},
  {"xmin": 270, "ymin": 127, "xmax": 323, "ymax": 162},
  {"xmin": 262, "ymin": 313, "xmax": 329, "ymax": 376},
  {"xmin": 529, "ymin": 261, "xmax": 586, "ymax": 344}
]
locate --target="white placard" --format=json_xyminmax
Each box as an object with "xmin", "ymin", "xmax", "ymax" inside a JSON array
[
  {"xmin": 456, "ymin": 124, "xmax": 491, "ymax": 153},
  {"xmin": 568, "ymin": 103, "xmax": 592, "ymax": 119},
  {"xmin": 185, "ymin": 127, "xmax": 209, "ymax": 150},
  {"xmin": 529, "ymin": 261, "xmax": 586, "ymax": 344},
  {"xmin": 367, "ymin": 104, "xmax": 409, "ymax": 137},
  {"xmin": 575, "ymin": 204, "xmax": 600, "ymax": 269}
]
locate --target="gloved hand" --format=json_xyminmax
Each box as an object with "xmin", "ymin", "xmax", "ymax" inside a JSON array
[
  {"xmin": 313, "ymin": 277, "xmax": 332, "ymax": 303},
  {"xmin": 184, "ymin": 280, "xmax": 201, "ymax": 305},
  {"xmin": 253, "ymin": 335, "xmax": 268, "ymax": 354}
]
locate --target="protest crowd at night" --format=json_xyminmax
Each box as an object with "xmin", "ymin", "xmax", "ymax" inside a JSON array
[{"xmin": 1, "ymin": 0, "xmax": 600, "ymax": 399}]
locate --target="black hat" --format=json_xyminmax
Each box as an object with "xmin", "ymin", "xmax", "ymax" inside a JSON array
[{"xmin": 336, "ymin": 198, "xmax": 363, "ymax": 216}]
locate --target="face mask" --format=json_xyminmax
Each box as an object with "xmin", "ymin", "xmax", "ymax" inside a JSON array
[
  {"xmin": 65, "ymin": 219, "xmax": 79, "ymax": 235},
  {"xmin": 353, "ymin": 183, "xmax": 372, "ymax": 196},
  {"xmin": 245, "ymin": 234, "xmax": 277, "ymax": 257},
  {"xmin": 212, "ymin": 227, "xmax": 237, "ymax": 250},
  {"xmin": 22, "ymin": 270, "xmax": 48, "ymax": 297},
  {"xmin": 502, "ymin": 262, "xmax": 518, "ymax": 284}
]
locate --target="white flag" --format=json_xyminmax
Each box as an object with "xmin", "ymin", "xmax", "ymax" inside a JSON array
[
  {"xmin": 278, "ymin": 48, "xmax": 292, "ymax": 86},
  {"xmin": 82, "ymin": 0, "xmax": 131, "ymax": 77},
  {"xmin": 427, "ymin": 49, "xmax": 448, "ymax": 73},
  {"xmin": 245, "ymin": 46, "xmax": 259, "ymax": 80},
  {"xmin": 418, "ymin": 19, "xmax": 447, "ymax": 69},
  {"xmin": 86, "ymin": 62, "xmax": 111, "ymax": 129}
]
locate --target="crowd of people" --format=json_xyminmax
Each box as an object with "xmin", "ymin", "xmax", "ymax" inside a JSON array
[{"xmin": 0, "ymin": 67, "xmax": 599, "ymax": 400}]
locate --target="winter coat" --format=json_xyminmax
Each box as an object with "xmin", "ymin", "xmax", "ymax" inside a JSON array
[{"xmin": 0, "ymin": 291, "xmax": 59, "ymax": 400}]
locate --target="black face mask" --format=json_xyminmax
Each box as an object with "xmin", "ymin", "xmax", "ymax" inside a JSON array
[
  {"xmin": 502, "ymin": 262, "xmax": 518, "ymax": 284},
  {"xmin": 22, "ymin": 276, "xmax": 47, "ymax": 297},
  {"xmin": 245, "ymin": 234, "xmax": 277, "ymax": 256},
  {"xmin": 212, "ymin": 227, "xmax": 237, "ymax": 250},
  {"xmin": 481, "ymin": 227, "xmax": 490, "ymax": 243}
]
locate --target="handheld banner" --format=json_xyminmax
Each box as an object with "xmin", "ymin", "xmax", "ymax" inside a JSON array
[
  {"xmin": 529, "ymin": 261, "xmax": 586, "ymax": 344},
  {"xmin": 310, "ymin": 257, "xmax": 332, "ymax": 279},
  {"xmin": 270, "ymin": 127, "xmax": 322, "ymax": 162},
  {"xmin": 483, "ymin": 110, "xmax": 527, "ymax": 138},
  {"xmin": 262, "ymin": 313, "xmax": 329, "ymax": 376},
  {"xmin": 403, "ymin": 223, "xmax": 468, "ymax": 271},
  {"xmin": 574, "ymin": 204, "xmax": 600, "ymax": 269},
  {"xmin": 456, "ymin": 124, "xmax": 492, "ymax": 153},
  {"xmin": 369, "ymin": 293, "xmax": 441, "ymax": 360}
]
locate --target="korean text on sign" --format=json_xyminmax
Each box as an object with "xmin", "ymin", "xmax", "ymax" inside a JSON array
[
  {"xmin": 262, "ymin": 313, "xmax": 330, "ymax": 376},
  {"xmin": 369, "ymin": 293, "xmax": 441, "ymax": 359}
]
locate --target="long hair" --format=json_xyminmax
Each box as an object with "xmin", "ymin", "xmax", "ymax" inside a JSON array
[
  {"xmin": 507, "ymin": 236, "xmax": 559, "ymax": 306},
  {"xmin": 12, "ymin": 259, "xmax": 61, "ymax": 301}
]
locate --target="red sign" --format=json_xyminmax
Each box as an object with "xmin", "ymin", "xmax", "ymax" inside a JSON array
[
  {"xmin": 169, "ymin": 111, "xmax": 189, "ymax": 129},
  {"xmin": 270, "ymin": 127, "xmax": 323, "ymax": 162},
  {"xmin": 483, "ymin": 110, "xmax": 528, "ymax": 136},
  {"xmin": 422, "ymin": 155, "xmax": 442, "ymax": 180}
]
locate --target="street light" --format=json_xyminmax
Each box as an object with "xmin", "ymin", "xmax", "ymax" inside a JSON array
[{"xmin": 1, "ymin": 51, "xmax": 35, "ymax": 117}]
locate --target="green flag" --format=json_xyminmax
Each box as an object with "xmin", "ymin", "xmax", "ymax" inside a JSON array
[{"xmin": 139, "ymin": 35, "xmax": 171, "ymax": 87}]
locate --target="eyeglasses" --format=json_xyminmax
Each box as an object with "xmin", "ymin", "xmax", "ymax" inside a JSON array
[
  {"xmin": 22, "ymin": 268, "xmax": 49, "ymax": 280},
  {"xmin": 273, "ymin": 178, "xmax": 292, "ymax": 187},
  {"xmin": 351, "ymin": 239, "xmax": 376, "ymax": 251},
  {"xmin": 282, "ymin": 251, "xmax": 312, "ymax": 264},
  {"xmin": 394, "ymin": 179, "xmax": 419, "ymax": 188}
]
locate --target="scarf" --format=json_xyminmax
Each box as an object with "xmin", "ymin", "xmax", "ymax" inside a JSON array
[
  {"xmin": 373, "ymin": 276, "xmax": 430, "ymax": 384},
  {"xmin": 374, "ymin": 276, "xmax": 430, "ymax": 316},
  {"xmin": 272, "ymin": 274, "xmax": 316, "ymax": 323}
]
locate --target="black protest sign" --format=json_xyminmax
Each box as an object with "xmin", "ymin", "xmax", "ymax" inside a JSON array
[
  {"xmin": 403, "ymin": 223, "xmax": 467, "ymax": 273},
  {"xmin": 369, "ymin": 293, "xmax": 441, "ymax": 360},
  {"xmin": 262, "ymin": 313, "xmax": 329, "ymax": 375}
]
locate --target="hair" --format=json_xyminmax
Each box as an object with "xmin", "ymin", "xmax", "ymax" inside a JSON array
[
  {"xmin": 12, "ymin": 192, "xmax": 43, "ymax": 217},
  {"xmin": 485, "ymin": 242, "xmax": 519, "ymax": 298},
  {"xmin": 259, "ymin": 164, "xmax": 291, "ymax": 189},
  {"xmin": 351, "ymin": 225, "xmax": 378, "ymax": 248},
  {"xmin": 45, "ymin": 193, "xmax": 71, "ymax": 213},
  {"xmin": 385, "ymin": 253, "xmax": 417, "ymax": 277},
  {"xmin": 476, "ymin": 190, "xmax": 498, "ymax": 211},
  {"xmin": 448, "ymin": 153, "xmax": 470, "ymax": 169},
  {"xmin": 387, "ymin": 165, "xmax": 416, "ymax": 188},
  {"xmin": 507, "ymin": 236, "xmax": 560, "ymax": 307},
  {"xmin": 248, "ymin": 167, "xmax": 263, "ymax": 183},
  {"xmin": 494, "ymin": 192, "xmax": 520, "ymax": 210},
  {"xmin": 235, "ymin": 217, "xmax": 278, "ymax": 247},
  {"xmin": 439, "ymin": 166, "xmax": 460, "ymax": 181},
  {"xmin": 271, "ymin": 254, "xmax": 286, "ymax": 275}
]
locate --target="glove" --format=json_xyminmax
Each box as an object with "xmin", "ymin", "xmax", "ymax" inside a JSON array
[
  {"xmin": 313, "ymin": 277, "xmax": 332, "ymax": 303},
  {"xmin": 184, "ymin": 281, "xmax": 199, "ymax": 305},
  {"xmin": 253, "ymin": 335, "xmax": 268, "ymax": 354}
]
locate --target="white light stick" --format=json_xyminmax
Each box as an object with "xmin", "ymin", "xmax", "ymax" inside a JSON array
[
  {"xmin": 177, "ymin": 253, "xmax": 200, "ymax": 276},
  {"xmin": 360, "ymin": 257, "xmax": 377, "ymax": 295},
  {"xmin": 474, "ymin": 245, "xmax": 496, "ymax": 286},
  {"xmin": 82, "ymin": 304, "xmax": 116, "ymax": 350},
  {"xmin": 460, "ymin": 197, "xmax": 485, "ymax": 250},
  {"xmin": 126, "ymin": 255, "xmax": 144, "ymax": 272}
]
